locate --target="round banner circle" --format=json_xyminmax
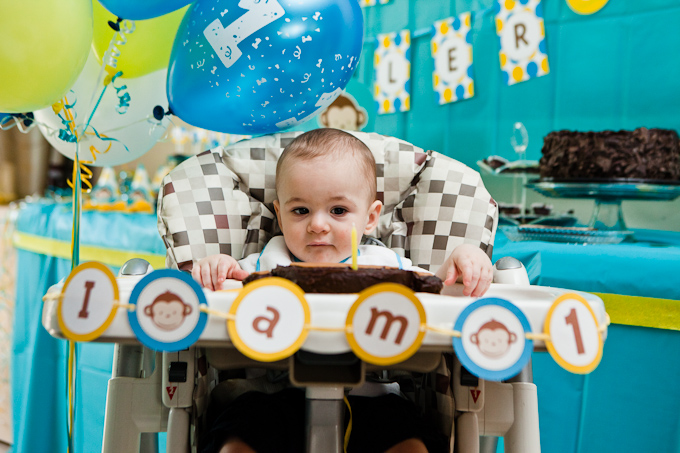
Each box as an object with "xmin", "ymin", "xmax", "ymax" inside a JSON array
[
  {"xmin": 227, "ymin": 277, "xmax": 310, "ymax": 362},
  {"xmin": 566, "ymin": 0, "xmax": 609, "ymax": 15},
  {"xmin": 453, "ymin": 297, "xmax": 533, "ymax": 381},
  {"xmin": 545, "ymin": 293, "xmax": 603, "ymax": 374},
  {"xmin": 58, "ymin": 261, "xmax": 119, "ymax": 341},
  {"xmin": 346, "ymin": 283, "xmax": 426, "ymax": 366},
  {"xmin": 128, "ymin": 269, "xmax": 207, "ymax": 352}
]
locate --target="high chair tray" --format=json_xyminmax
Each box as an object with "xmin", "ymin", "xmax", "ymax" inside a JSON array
[{"xmin": 42, "ymin": 275, "xmax": 607, "ymax": 353}]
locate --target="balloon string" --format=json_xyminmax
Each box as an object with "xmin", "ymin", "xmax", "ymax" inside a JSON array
[
  {"xmin": 66, "ymin": 149, "xmax": 83, "ymax": 453},
  {"xmin": 66, "ymin": 340, "xmax": 77, "ymax": 453},
  {"xmin": 90, "ymin": 18, "xmax": 135, "ymax": 109}
]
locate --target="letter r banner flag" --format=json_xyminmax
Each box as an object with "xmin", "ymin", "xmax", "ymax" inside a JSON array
[{"xmin": 495, "ymin": 0, "xmax": 549, "ymax": 86}]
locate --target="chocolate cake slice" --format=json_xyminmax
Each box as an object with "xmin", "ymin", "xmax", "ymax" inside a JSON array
[{"xmin": 243, "ymin": 263, "xmax": 443, "ymax": 294}]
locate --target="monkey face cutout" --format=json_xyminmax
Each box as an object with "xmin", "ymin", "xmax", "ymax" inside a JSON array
[
  {"xmin": 319, "ymin": 93, "xmax": 367, "ymax": 131},
  {"xmin": 470, "ymin": 319, "xmax": 517, "ymax": 359},
  {"xmin": 143, "ymin": 290, "xmax": 193, "ymax": 332}
]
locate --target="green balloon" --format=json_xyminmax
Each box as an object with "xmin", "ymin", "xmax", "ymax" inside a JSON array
[
  {"xmin": 91, "ymin": 1, "xmax": 188, "ymax": 79},
  {"xmin": 0, "ymin": 0, "xmax": 93, "ymax": 113}
]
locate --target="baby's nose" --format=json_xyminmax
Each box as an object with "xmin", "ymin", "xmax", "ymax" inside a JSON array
[{"xmin": 308, "ymin": 213, "xmax": 330, "ymax": 233}]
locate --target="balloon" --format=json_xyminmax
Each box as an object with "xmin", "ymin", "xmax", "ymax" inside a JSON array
[
  {"xmin": 167, "ymin": 0, "xmax": 363, "ymax": 135},
  {"xmin": 96, "ymin": 0, "xmax": 192, "ymax": 20},
  {"xmin": 34, "ymin": 52, "xmax": 171, "ymax": 167},
  {"xmin": 0, "ymin": 0, "xmax": 93, "ymax": 113},
  {"xmin": 92, "ymin": 1, "xmax": 189, "ymax": 78}
]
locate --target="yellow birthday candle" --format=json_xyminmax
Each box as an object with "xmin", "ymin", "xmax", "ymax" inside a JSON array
[{"xmin": 351, "ymin": 223, "xmax": 358, "ymax": 270}]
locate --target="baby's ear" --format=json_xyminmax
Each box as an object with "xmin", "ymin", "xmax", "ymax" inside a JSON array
[
  {"xmin": 364, "ymin": 200, "xmax": 382, "ymax": 234},
  {"xmin": 273, "ymin": 200, "xmax": 282, "ymax": 226}
]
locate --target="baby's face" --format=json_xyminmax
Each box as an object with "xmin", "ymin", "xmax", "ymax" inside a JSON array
[{"xmin": 274, "ymin": 155, "xmax": 381, "ymax": 263}]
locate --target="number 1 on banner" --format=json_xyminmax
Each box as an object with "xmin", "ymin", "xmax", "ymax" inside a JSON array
[
  {"xmin": 564, "ymin": 308, "xmax": 585, "ymax": 355},
  {"xmin": 545, "ymin": 294, "xmax": 603, "ymax": 374}
]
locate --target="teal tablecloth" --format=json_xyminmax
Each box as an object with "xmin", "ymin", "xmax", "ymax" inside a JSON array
[
  {"xmin": 11, "ymin": 201, "xmax": 680, "ymax": 452},
  {"xmin": 493, "ymin": 229, "xmax": 680, "ymax": 453},
  {"xmin": 11, "ymin": 201, "xmax": 165, "ymax": 453}
]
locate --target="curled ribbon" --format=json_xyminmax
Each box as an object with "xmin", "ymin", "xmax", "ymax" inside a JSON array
[
  {"xmin": 104, "ymin": 19, "xmax": 136, "ymax": 71},
  {"xmin": 67, "ymin": 162, "xmax": 93, "ymax": 193},
  {"xmin": 0, "ymin": 113, "xmax": 36, "ymax": 133}
]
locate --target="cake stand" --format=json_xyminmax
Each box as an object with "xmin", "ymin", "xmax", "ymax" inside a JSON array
[{"xmin": 506, "ymin": 178, "xmax": 680, "ymax": 243}]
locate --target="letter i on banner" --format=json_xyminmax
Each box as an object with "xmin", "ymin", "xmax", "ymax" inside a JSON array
[
  {"xmin": 495, "ymin": 0, "xmax": 549, "ymax": 86},
  {"xmin": 431, "ymin": 13, "xmax": 475, "ymax": 105},
  {"xmin": 374, "ymin": 30, "xmax": 411, "ymax": 114}
]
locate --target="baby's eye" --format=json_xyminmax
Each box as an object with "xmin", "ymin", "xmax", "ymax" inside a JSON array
[
  {"xmin": 331, "ymin": 207, "xmax": 348, "ymax": 216},
  {"xmin": 292, "ymin": 207, "xmax": 309, "ymax": 215}
]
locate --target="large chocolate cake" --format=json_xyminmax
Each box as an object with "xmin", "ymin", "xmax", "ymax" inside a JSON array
[
  {"xmin": 539, "ymin": 127, "xmax": 680, "ymax": 180},
  {"xmin": 243, "ymin": 263, "xmax": 443, "ymax": 294}
]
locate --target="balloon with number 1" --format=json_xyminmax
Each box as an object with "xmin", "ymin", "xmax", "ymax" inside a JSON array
[{"xmin": 167, "ymin": 0, "xmax": 364, "ymax": 135}]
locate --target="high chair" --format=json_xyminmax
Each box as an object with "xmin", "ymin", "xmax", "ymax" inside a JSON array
[
  {"xmin": 41, "ymin": 130, "xmax": 609, "ymax": 453},
  {"xmin": 151, "ymin": 129, "xmax": 520, "ymax": 453}
]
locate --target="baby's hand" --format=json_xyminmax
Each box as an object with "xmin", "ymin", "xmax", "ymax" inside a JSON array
[
  {"xmin": 436, "ymin": 244, "xmax": 493, "ymax": 297},
  {"xmin": 192, "ymin": 254, "xmax": 249, "ymax": 291}
]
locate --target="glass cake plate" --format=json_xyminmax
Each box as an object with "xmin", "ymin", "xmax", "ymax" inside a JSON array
[
  {"xmin": 520, "ymin": 178, "xmax": 680, "ymax": 241},
  {"xmin": 501, "ymin": 224, "xmax": 633, "ymax": 244},
  {"xmin": 526, "ymin": 178, "xmax": 680, "ymax": 201},
  {"xmin": 477, "ymin": 158, "xmax": 540, "ymax": 176}
]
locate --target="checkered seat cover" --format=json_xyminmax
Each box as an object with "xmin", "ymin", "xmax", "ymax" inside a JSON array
[{"xmin": 157, "ymin": 131, "xmax": 498, "ymax": 273}]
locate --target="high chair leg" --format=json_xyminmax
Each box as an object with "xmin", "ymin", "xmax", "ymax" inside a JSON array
[
  {"xmin": 456, "ymin": 412, "xmax": 479, "ymax": 453},
  {"xmin": 305, "ymin": 387, "xmax": 344, "ymax": 453},
  {"xmin": 479, "ymin": 436, "xmax": 499, "ymax": 453},
  {"xmin": 503, "ymin": 382, "xmax": 540, "ymax": 453},
  {"xmin": 102, "ymin": 346, "xmax": 168, "ymax": 453},
  {"xmin": 167, "ymin": 408, "xmax": 191, "ymax": 453}
]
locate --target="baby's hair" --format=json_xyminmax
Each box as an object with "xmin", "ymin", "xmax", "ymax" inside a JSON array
[{"xmin": 276, "ymin": 128, "xmax": 377, "ymax": 200}]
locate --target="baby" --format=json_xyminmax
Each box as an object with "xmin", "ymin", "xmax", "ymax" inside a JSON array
[
  {"xmin": 193, "ymin": 128, "xmax": 492, "ymax": 297},
  {"xmin": 196, "ymin": 128, "xmax": 493, "ymax": 453}
]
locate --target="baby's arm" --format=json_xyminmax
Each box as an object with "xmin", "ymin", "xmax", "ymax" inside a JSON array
[
  {"xmin": 192, "ymin": 254, "xmax": 249, "ymax": 290},
  {"xmin": 435, "ymin": 244, "xmax": 493, "ymax": 297}
]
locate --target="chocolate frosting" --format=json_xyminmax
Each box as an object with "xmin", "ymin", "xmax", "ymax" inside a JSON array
[
  {"xmin": 243, "ymin": 264, "xmax": 443, "ymax": 294},
  {"xmin": 539, "ymin": 128, "xmax": 680, "ymax": 180}
]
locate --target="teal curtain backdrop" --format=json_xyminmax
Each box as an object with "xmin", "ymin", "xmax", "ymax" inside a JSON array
[{"xmin": 354, "ymin": 0, "xmax": 680, "ymax": 167}]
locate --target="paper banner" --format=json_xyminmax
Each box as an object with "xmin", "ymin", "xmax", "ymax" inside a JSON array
[
  {"xmin": 431, "ymin": 13, "xmax": 475, "ymax": 104},
  {"xmin": 346, "ymin": 283, "xmax": 426, "ymax": 366},
  {"xmin": 374, "ymin": 30, "xmax": 411, "ymax": 114},
  {"xmin": 128, "ymin": 269, "xmax": 208, "ymax": 352},
  {"xmin": 453, "ymin": 297, "xmax": 533, "ymax": 381},
  {"xmin": 227, "ymin": 277, "xmax": 310, "ymax": 362},
  {"xmin": 495, "ymin": 0, "xmax": 549, "ymax": 86},
  {"xmin": 545, "ymin": 293, "xmax": 603, "ymax": 374},
  {"xmin": 58, "ymin": 262, "xmax": 119, "ymax": 342},
  {"xmin": 360, "ymin": 0, "xmax": 391, "ymax": 6},
  {"xmin": 567, "ymin": 0, "xmax": 609, "ymax": 15}
]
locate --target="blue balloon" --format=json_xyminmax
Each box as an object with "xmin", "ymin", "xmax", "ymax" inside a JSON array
[
  {"xmin": 97, "ymin": 0, "xmax": 192, "ymax": 20},
  {"xmin": 167, "ymin": 0, "xmax": 364, "ymax": 135}
]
